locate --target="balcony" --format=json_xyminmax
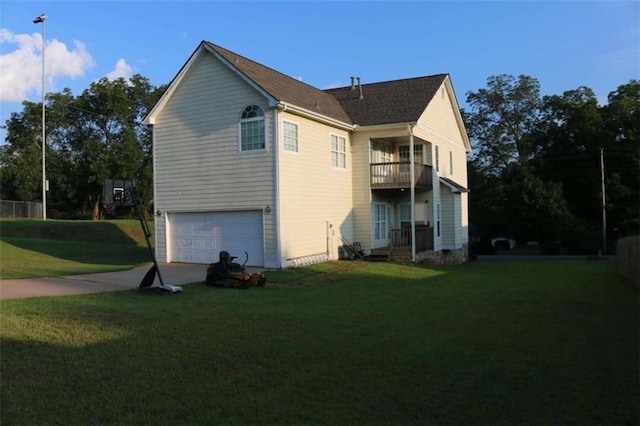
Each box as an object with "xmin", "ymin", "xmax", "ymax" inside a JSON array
[{"xmin": 370, "ymin": 162, "xmax": 433, "ymax": 190}]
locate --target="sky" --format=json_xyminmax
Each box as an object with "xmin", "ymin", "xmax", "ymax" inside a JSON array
[{"xmin": 1, "ymin": 1, "xmax": 638, "ymax": 144}]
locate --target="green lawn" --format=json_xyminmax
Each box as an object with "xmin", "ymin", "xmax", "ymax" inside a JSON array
[
  {"xmin": 1, "ymin": 260, "xmax": 638, "ymax": 425},
  {"xmin": 0, "ymin": 219, "xmax": 151, "ymax": 278}
]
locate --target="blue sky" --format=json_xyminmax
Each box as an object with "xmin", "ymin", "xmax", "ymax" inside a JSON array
[{"xmin": 1, "ymin": 1, "xmax": 638, "ymax": 144}]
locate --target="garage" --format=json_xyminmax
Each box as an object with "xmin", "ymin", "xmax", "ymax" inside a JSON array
[{"xmin": 168, "ymin": 211, "xmax": 264, "ymax": 266}]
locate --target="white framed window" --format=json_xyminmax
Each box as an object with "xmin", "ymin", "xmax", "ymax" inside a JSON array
[
  {"xmin": 240, "ymin": 105, "xmax": 265, "ymax": 151},
  {"xmin": 283, "ymin": 121, "xmax": 298, "ymax": 152},
  {"xmin": 399, "ymin": 203, "xmax": 411, "ymax": 227},
  {"xmin": 449, "ymin": 151, "xmax": 453, "ymax": 175},
  {"xmin": 331, "ymin": 134, "xmax": 346, "ymax": 168},
  {"xmin": 435, "ymin": 145, "xmax": 440, "ymax": 172},
  {"xmin": 398, "ymin": 144, "xmax": 424, "ymax": 163},
  {"xmin": 371, "ymin": 141, "xmax": 392, "ymax": 163},
  {"xmin": 372, "ymin": 202, "xmax": 388, "ymax": 241},
  {"xmin": 436, "ymin": 203, "xmax": 441, "ymax": 237}
]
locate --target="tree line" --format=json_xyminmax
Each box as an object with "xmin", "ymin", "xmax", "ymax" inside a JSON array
[
  {"xmin": 464, "ymin": 75, "xmax": 639, "ymax": 254},
  {"xmin": 1, "ymin": 74, "xmax": 638, "ymax": 253}
]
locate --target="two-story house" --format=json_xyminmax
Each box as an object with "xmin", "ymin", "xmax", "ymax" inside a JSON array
[{"xmin": 142, "ymin": 41, "xmax": 471, "ymax": 268}]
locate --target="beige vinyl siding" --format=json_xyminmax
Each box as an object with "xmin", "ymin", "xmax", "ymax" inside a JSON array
[
  {"xmin": 351, "ymin": 132, "xmax": 373, "ymax": 250},
  {"xmin": 440, "ymin": 187, "xmax": 455, "ymax": 248},
  {"xmin": 152, "ymin": 53, "xmax": 276, "ymax": 264},
  {"xmin": 454, "ymin": 193, "xmax": 465, "ymax": 247},
  {"xmin": 416, "ymin": 80, "xmax": 469, "ymax": 248},
  {"xmin": 277, "ymin": 111, "xmax": 353, "ymax": 262}
]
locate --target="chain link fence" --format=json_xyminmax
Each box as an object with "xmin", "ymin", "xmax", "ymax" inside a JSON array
[{"xmin": 0, "ymin": 200, "xmax": 43, "ymax": 219}]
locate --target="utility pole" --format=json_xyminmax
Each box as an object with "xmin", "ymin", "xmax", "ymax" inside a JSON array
[{"xmin": 600, "ymin": 147, "xmax": 607, "ymax": 255}]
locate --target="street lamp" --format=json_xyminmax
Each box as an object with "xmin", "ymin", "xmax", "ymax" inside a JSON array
[{"xmin": 33, "ymin": 13, "xmax": 47, "ymax": 220}]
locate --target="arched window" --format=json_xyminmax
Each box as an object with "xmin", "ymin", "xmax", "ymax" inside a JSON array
[{"xmin": 240, "ymin": 105, "xmax": 265, "ymax": 151}]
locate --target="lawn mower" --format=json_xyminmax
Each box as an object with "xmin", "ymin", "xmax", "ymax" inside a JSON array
[{"xmin": 205, "ymin": 251, "xmax": 266, "ymax": 289}]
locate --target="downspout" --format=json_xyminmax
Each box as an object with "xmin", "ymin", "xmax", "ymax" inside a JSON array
[
  {"xmin": 408, "ymin": 123, "xmax": 416, "ymax": 263},
  {"xmin": 274, "ymin": 105, "xmax": 285, "ymax": 268}
]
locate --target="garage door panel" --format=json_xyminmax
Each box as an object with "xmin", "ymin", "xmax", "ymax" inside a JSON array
[{"xmin": 169, "ymin": 211, "xmax": 264, "ymax": 266}]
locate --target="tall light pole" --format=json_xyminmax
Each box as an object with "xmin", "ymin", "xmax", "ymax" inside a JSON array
[{"xmin": 33, "ymin": 13, "xmax": 47, "ymax": 220}]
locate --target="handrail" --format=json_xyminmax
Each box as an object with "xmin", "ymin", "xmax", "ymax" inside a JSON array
[
  {"xmin": 390, "ymin": 226, "xmax": 433, "ymax": 251},
  {"xmin": 370, "ymin": 162, "xmax": 432, "ymax": 189}
]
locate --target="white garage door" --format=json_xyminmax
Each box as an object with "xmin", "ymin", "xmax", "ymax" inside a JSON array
[{"xmin": 169, "ymin": 211, "xmax": 264, "ymax": 266}]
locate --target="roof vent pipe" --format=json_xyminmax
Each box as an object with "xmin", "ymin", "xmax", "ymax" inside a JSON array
[
  {"xmin": 350, "ymin": 76, "xmax": 355, "ymax": 90},
  {"xmin": 357, "ymin": 77, "xmax": 363, "ymax": 99}
]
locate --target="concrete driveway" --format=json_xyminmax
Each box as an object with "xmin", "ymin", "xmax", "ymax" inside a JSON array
[{"xmin": 0, "ymin": 263, "xmax": 213, "ymax": 300}]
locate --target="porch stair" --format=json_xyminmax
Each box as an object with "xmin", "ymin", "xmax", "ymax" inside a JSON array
[
  {"xmin": 367, "ymin": 247, "xmax": 412, "ymax": 263},
  {"xmin": 363, "ymin": 253, "xmax": 389, "ymax": 262}
]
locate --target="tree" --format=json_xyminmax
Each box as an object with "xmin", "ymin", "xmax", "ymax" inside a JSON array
[
  {"xmin": 1, "ymin": 100, "xmax": 49, "ymax": 201},
  {"xmin": 530, "ymin": 87, "xmax": 604, "ymax": 229},
  {"xmin": 2, "ymin": 75, "xmax": 165, "ymax": 219},
  {"xmin": 601, "ymin": 80, "xmax": 640, "ymax": 237},
  {"xmin": 465, "ymin": 74, "xmax": 542, "ymax": 174}
]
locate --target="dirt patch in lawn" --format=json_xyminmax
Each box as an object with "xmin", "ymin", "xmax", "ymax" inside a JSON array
[{"xmin": 270, "ymin": 262, "xmax": 370, "ymax": 287}]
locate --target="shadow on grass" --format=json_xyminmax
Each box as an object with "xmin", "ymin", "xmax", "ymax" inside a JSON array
[
  {"xmin": 0, "ymin": 220, "xmax": 151, "ymax": 274},
  {"xmin": 0, "ymin": 220, "xmax": 144, "ymax": 245},
  {"xmin": 2, "ymin": 237, "xmax": 150, "ymax": 266},
  {"xmin": 1, "ymin": 260, "xmax": 638, "ymax": 425}
]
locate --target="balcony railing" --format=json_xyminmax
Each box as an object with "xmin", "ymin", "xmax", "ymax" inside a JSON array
[
  {"xmin": 370, "ymin": 162, "xmax": 433, "ymax": 189},
  {"xmin": 390, "ymin": 226, "xmax": 433, "ymax": 251}
]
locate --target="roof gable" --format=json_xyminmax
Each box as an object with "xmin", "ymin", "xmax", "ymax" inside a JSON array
[{"xmin": 205, "ymin": 42, "xmax": 353, "ymax": 125}]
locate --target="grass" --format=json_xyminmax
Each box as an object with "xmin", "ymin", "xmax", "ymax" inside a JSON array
[
  {"xmin": 1, "ymin": 259, "xmax": 638, "ymax": 425},
  {"xmin": 0, "ymin": 219, "xmax": 151, "ymax": 278}
]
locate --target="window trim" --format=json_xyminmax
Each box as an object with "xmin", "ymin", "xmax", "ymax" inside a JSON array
[
  {"xmin": 282, "ymin": 120, "xmax": 299, "ymax": 153},
  {"xmin": 239, "ymin": 104, "xmax": 266, "ymax": 153},
  {"xmin": 330, "ymin": 133, "xmax": 347, "ymax": 169}
]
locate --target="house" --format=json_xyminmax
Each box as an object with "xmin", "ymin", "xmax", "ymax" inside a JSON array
[{"xmin": 142, "ymin": 41, "xmax": 471, "ymax": 268}]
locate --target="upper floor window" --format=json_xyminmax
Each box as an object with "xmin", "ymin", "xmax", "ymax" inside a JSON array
[
  {"xmin": 371, "ymin": 141, "xmax": 392, "ymax": 163},
  {"xmin": 240, "ymin": 105, "xmax": 265, "ymax": 151},
  {"xmin": 398, "ymin": 144, "xmax": 424, "ymax": 163},
  {"xmin": 435, "ymin": 145, "xmax": 440, "ymax": 172},
  {"xmin": 449, "ymin": 151, "xmax": 453, "ymax": 175},
  {"xmin": 283, "ymin": 121, "xmax": 298, "ymax": 152},
  {"xmin": 331, "ymin": 134, "xmax": 346, "ymax": 168}
]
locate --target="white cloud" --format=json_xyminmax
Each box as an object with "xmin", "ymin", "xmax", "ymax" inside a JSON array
[
  {"xmin": 105, "ymin": 58, "xmax": 134, "ymax": 81},
  {"xmin": 0, "ymin": 29, "xmax": 94, "ymax": 102}
]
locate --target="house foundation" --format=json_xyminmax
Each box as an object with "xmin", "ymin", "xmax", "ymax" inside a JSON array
[{"xmin": 416, "ymin": 244, "xmax": 469, "ymax": 266}]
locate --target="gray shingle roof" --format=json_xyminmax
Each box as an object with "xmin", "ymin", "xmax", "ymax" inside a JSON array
[
  {"xmin": 206, "ymin": 41, "xmax": 447, "ymax": 127},
  {"xmin": 325, "ymin": 75, "xmax": 448, "ymax": 126}
]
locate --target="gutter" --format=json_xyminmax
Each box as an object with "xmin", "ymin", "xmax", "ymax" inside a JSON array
[
  {"xmin": 277, "ymin": 102, "xmax": 354, "ymax": 131},
  {"xmin": 354, "ymin": 121, "xmax": 416, "ymax": 132}
]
